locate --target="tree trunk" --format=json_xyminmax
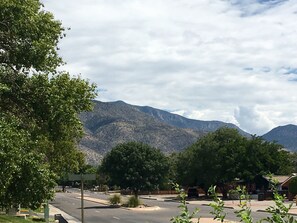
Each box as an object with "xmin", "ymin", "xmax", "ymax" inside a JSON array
[
  {"xmin": 133, "ymin": 189, "xmax": 139, "ymax": 198},
  {"xmin": 218, "ymin": 184, "xmax": 228, "ymax": 199}
]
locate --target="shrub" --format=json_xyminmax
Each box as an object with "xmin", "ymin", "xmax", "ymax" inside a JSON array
[
  {"xmin": 101, "ymin": 185, "xmax": 109, "ymax": 192},
  {"xmin": 228, "ymin": 189, "xmax": 240, "ymax": 200},
  {"xmin": 289, "ymin": 177, "xmax": 297, "ymax": 196},
  {"xmin": 109, "ymin": 194, "xmax": 121, "ymax": 205},
  {"xmin": 171, "ymin": 183, "xmax": 199, "ymax": 223},
  {"xmin": 126, "ymin": 196, "xmax": 141, "ymax": 207}
]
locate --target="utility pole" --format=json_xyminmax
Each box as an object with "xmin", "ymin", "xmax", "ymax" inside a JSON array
[
  {"xmin": 68, "ymin": 173, "xmax": 96, "ymax": 223},
  {"xmin": 81, "ymin": 174, "xmax": 84, "ymax": 223}
]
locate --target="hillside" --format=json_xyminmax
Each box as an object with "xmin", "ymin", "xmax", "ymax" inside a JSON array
[
  {"xmin": 79, "ymin": 100, "xmax": 297, "ymax": 165},
  {"xmin": 135, "ymin": 105, "xmax": 250, "ymax": 137},
  {"xmin": 262, "ymin": 124, "xmax": 297, "ymax": 151},
  {"xmin": 79, "ymin": 101, "xmax": 204, "ymax": 164}
]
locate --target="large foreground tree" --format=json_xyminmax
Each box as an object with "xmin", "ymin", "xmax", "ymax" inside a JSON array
[
  {"xmin": 100, "ymin": 142, "xmax": 169, "ymax": 197},
  {"xmin": 0, "ymin": 0, "xmax": 96, "ymax": 209}
]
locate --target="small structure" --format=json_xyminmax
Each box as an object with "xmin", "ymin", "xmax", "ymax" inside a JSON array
[
  {"xmin": 254, "ymin": 174, "xmax": 297, "ymax": 200},
  {"xmin": 263, "ymin": 174, "xmax": 297, "ymax": 191}
]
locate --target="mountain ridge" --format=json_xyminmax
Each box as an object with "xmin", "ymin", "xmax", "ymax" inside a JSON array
[
  {"xmin": 79, "ymin": 100, "xmax": 297, "ymax": 164},
  {"xmin": 261, "ymin": 124, "xmax": 297, "ymax": 151},
  {"xmin": 134, "ymin": 104, "xmax": 250, "ymax": 137}
]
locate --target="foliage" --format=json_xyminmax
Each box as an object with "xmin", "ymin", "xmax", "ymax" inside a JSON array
[
  {"xmin": 170, "ymin": 181, "xmax": 297, "ymax": 223},
  {"xmin": 264, "ymin": 179, "xmax": 296, "ymax": 223},
  {"xmin": 0, "ymin": 0, "xmax": 64, "ymax": 73},
  {"xmin": 0, "ymin": 0, "xmax": 96, "ymax": 210},
  {"xmin": 208, "ymin": 186, "xmax": 226, "ymax": 222},
  {"xmin": 100, "ymin": 142, "xmax": 169, "ymax": 197},
  {"xmin": 101, "ymin": 185, "xmax": 109, "ymax": 192},
  {"xmin": 288, "ymin": 177, "xmax": 297, "ymax": 196},
  {"xmin": 234, "ymin": 186, "xmax": 253, "ymax": 223},
  {"xmin": 175, "ymin": 128, "xmax": 294, "ymax": 196},
  {"xmin": 0, "ymin": 116, "xmax": 56, "ymax": 210},
  {"xmin": 168, "ymin": 153, "xmax": 179, "ymax": 183},
  {"xmin": 0, "ymin": 71, "xmax": 96, "ymax": 176},
  {"xmin": 126, "ymin": 196, "xmax": 141, "ymax": 208},
  {"xmin": 171, "ymin": 183, "xmax": 199, "ymax": 223},
  {"xmin": 109, "ymin": 194, "xmax": 121, "ymax": 205}
]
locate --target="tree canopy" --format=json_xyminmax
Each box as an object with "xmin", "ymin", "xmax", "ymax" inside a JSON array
[
  {"xmin": 100, "ymin": 142, "xmax": 169, "ymax": 197},
  {"xmin": 175, "ymin": 128, "xmax": 294, "ymax": 197},
  {"xmin": 0, "ymin": 0, "xmax": 64, "ymax": 73},
  {"xmin": 0, "ymin": 0, "xmax": 96, "ymax": 209}
]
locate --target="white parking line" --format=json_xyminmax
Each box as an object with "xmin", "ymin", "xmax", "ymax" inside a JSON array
[{"xmin": 113, "ymin": 216, "xmax": 120, "ymax": 220}]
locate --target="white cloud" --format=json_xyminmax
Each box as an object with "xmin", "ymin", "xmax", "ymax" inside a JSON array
[
  {"xmin": 234, "ymin": 106, "xmax": 275, "ymax": 135},
  {"xmin": 42, "ymin": 0, "xmax": 297, "ymax": 134}
]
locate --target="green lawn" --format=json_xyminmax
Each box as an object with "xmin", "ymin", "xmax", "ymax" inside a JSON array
[{"xmin": 0, "ymin": 215, "xmax": 44, "ymax": 223}]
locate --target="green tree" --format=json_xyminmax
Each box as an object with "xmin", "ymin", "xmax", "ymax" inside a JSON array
[
  {"xmin": 0, "ymin": 0, "xmax": 96, "ymax": 209},
  {"xmin": 175, "ymin": 128, "xmax": 293, "ymax": 198},
  {"xmin": 176, "ymin": 128, "xmax": 246, "ymax": 197},
  {"xmin": 0, "ymin": 115, "xmax": 56, "ymax": 210},
  {"xmin": 238, "ymin": 136, "xmax": 293, "ymax": 182},
  {"xmin": 0, "ymin": 0, "xmax": 64, "ymax": 73},
  {"xmin": 100, "ymin": 142, "xmax": 169, "ymax": 197},
  {"xmin": 0, "ymin": 0, "xmax": 96, "ymax": 177},
  {"xmin": 289, "ymin": 177, "xmax": 297, "ymax": 197}
]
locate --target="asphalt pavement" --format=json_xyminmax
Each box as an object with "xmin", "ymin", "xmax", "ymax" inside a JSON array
[{"xmin": 49, "ymin": 190, "xmax": 297, "ymax": 223}]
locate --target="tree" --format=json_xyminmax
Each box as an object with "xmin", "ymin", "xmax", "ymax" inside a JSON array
[
  {"xmin": 289, "ymin": 177, "xmax": 297, "ymax": 197},
  {"xmin": 0, "ymin": 0, "xmax": 96, "ymax": 209},
  {"xmin": 175, "ymin": 128, "xmax": 294, "ymax": 198},
  {"xmin": 100, "ymin": 142, "xmax": 169, "ymax": 197},
  {"xmin": 0, "ymin": 115, "xmax": 56, "ymax": 210},
  {"xmin": 0, "ymin": 0, "xmax": 97, "ymax": 176},
  {"xmin": 237, "ymin": 136, "xmax": 293, "ymax": 181},
  {"xmin": 0, "ymin": 0, "xmax": 64, "ymax": 73},
  {"xmin": 175, "ymin": 128, "xmax": 246, "ymax": 197}
]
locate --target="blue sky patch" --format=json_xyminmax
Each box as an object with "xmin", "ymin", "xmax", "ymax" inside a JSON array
[
  {"xmin": 284, "ymin": 67, "xmax": 297, "ymax": 75},
  {"xmin": 230, "ymin": 0, "xmax": 288, "ymax": 16}
]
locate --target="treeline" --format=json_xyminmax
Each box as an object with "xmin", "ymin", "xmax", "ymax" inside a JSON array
[{"xmin": 99, "ymin": 128, "xmax": 297, "ymax": 197}]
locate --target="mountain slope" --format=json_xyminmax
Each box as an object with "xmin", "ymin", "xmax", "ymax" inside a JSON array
[
  {"xmin": 79, "ymin": 101, "xmax": 203, "ymax": 163},
  {"xmin": 262, "ymin": 124, "xmax": 297, "ymax": 151},
  {"xmin": 135, "ymin": 105, "xmax": 250, "ymax": 136}
]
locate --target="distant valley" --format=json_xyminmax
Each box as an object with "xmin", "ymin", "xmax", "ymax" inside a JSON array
[{"xmin": 79, "ymin": 100, "xmax": 297, "ymax": 165}]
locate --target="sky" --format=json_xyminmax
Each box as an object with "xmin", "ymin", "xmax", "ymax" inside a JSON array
[{"xmin": 42, "ymin": 0, "xmax": 297, "ymax": 135}]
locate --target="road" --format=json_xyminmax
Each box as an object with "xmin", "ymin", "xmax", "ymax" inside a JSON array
[{"xmin": 50, "ymin": 189, "xmax": 273, "ymax": 223}]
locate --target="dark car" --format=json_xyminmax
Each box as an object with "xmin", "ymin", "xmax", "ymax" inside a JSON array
[{"xmin": 187, "ymin": 187, "xmax": 199, "ymax": 198}]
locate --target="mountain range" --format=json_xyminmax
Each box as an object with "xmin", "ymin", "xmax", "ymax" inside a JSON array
[
  {"xmin": 262, "ymin": 124, "xmax": 297, "ymax": 151},
  {"xmin": 79, "ymin": 100, "xmax": 297, "ymax": 164}
]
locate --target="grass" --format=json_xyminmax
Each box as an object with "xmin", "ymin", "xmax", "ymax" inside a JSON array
[
  {"xmin": 0, "ymin": 215, "xmax": 55, "ymax": 223},
  {"xmin": 0, "ymin": 215, "xmax": 35, "ymax": 223}
]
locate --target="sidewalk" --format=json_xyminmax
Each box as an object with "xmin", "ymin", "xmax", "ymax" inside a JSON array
[
  {"xmin": 188, "ymin": 199, "xmax": 297, "ymax": 215},
  {"xmin": 49, "ymin": 204, "xmax": 80, "ymax": 223},
  {"xmin": 140, "ymin": 194, "xmax": 297, "ymax": 222},
  {"xmin": 141, "ymin": 194, "xmax": 297, "ymax": 215},
  {"xmin": 53, "ymin": 192, "xmax": 297, "ymax": 222}
]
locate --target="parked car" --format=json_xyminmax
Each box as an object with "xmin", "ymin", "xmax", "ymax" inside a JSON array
[{"xmin": 187, "ymin": 187, "xmax": 199, "ymax": 198}]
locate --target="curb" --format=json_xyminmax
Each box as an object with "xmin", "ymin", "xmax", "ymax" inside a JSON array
[
  {"xmin": 140, "ymin": 197, "xmax": 175, "ymax": 202},
  {"xmin": 77, "ymin": 197, "xmax": 161, "ymax": 211},
  {"xmin": 256, "ymin": 209, "xmax": 297, "ymax": 216},
  {"xmin": 49, "ymin": 204, "xmax": 81, "ymax": 223},
  {"xmin": 201, "ymin": 204, "xmax": 234, "ymax": 209}
]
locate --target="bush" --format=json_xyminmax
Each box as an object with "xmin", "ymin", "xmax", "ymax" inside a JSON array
[
  {"xmin": 101, "ymin": 185, "xmax": 109, "ymax": 192},
  {"xmin": 126, "ymin": 196, "xmax": 141, "ymax": 207},
  {"xmin": 289, "ymin": 177, "xmax": 297, "ymax": 196},
  {"xmin": 228, "ymin": 189, "xmax": 240, "ymax": 200},
  {"xmin": 109, "ymin": 194, "xmax": 121, "ymax": 205}
]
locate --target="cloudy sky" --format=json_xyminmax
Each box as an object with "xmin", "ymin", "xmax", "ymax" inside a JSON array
[{"xmin": 43, "ymin": 0, "xmax": 297, "ymax": 135}]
